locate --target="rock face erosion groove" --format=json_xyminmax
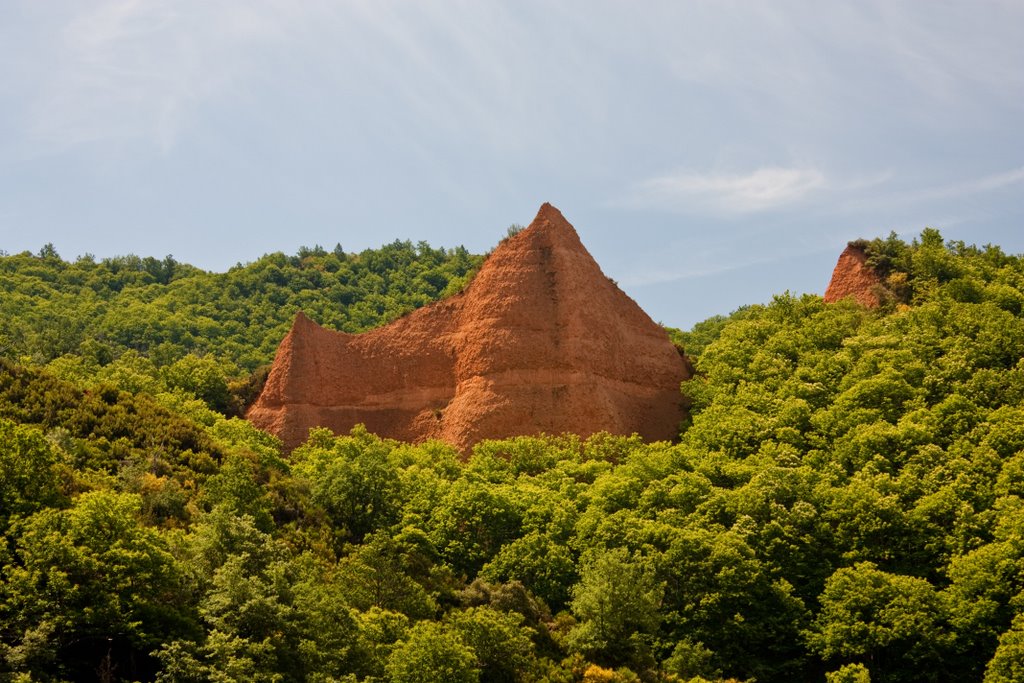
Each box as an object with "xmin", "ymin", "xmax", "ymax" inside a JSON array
[
  {"xmin": 824, "ymin": 243, "xmax": 883, "ymax": 308},
  {"xmin": 247, "ymin": 203, "xmax": 690, "ymax": 452}
]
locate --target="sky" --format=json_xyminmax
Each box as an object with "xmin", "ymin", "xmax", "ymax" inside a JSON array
[{"xmin": 1, "ymin": 1, "xmax": 1022, "ymax": 329}]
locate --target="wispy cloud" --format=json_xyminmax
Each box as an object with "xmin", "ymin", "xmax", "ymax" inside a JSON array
[
  {"xmin": 629, "ymin": 163, "xmax": 1024, "ymax": 221},
  {"xmin": 616, "ymin": 238, "xmax": 845, "ymax": 288},
  {"xmin": 622, "ymin": 166, "xmax": 826, "ymax": 214},
  {"xmin": 926, "ymin": 166, "xmax": 1024, "ymax": 198},
  {"xmin": 837, "ymin": 166, "xmax": 1024, "ymax": 215},
  {"xmin": 618, "ymin": 255, "xmax": 776, "ymax": 287},
  {"xmin": 12, "ymin": 1, "xmax": 602, "ymax": 158},
  {"xmin": 21, "ymin": 0, "xmax": 293, "ymax": 155}
]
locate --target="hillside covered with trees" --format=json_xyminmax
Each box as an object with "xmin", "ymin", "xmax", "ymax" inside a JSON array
[{"xmin": 2, "ymin": 230, "xmax": 1024, "ymax": 682}]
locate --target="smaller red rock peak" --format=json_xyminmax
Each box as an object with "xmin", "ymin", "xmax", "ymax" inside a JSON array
[{"xmin": 824, "ymin": 243, "xmax": 883, "ymax": 308}]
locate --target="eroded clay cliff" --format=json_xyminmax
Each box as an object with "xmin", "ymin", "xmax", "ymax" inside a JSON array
[
  {"xmin": 247, "ymin": 203, "xmax": 689, "ymax": 452},
  {"xmin": 824, "ymin": 243, "xmax": 883, "ymax": 308}
]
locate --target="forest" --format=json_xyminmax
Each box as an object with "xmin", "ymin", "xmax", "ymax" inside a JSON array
[{"xmin": 2, "ymin": 229, "xmax": 1024, "ymax": 682}]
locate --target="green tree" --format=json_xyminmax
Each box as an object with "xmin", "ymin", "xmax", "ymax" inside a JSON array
[
  {"xmin": 828, "ymin": 662, "xmax": 873, "ymax": 683},
  {"xmin": 807, "ymin": 562, "xmax": 950, "ymax": 682},
  {"xmin": 429, "ymin": 477, "xmax": 523, "ymax": 576},
  {"xmin": 658, "ymin": 525, "xmax": 810, "ymax": 680},
  {"xmin": 567, "ymin": 547, "xmax": 664, "ymax": 667},
  {"xmin": 985, "ymin": 613, "xmax": 1024, "ymax": 683},
  {"xmin": 0, "ymin": 419, "xmax": 65, "ymax": 527},
  {"xmin": 480, "ymin": 531, "xmax": 577, "ymax": 611},
  {"xmin": 161, "ymin": 354, "xmax": 234, "ymax": 412},
  {"xmin": 336, "ymin": 530, "xmax": 436, "ymax": 618},
  {"xmin": 446, "ymin": 606, "xmax": 536, "ymax": 682},
  {"xmin": 0, "ymin": 491, "xmax": 194, "ymax": 679},
  {"xmin": 291, "ymin": 427, "xmax": 402, "ymax": 545},
  {"xmin": 385, "ymin": 621, "xmax": 480, "ymax": 683},
  {"xmin": 164, "ymin": 552, "xmax": 358, "ymax": 682}
]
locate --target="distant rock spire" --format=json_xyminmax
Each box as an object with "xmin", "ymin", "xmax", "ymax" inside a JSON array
[{"xmin": 824, "ymin": 243, "xmax": 883, "ymax": 308}]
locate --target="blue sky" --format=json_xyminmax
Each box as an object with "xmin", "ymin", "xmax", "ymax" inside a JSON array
[{"xmin": 1, "ymin": 1, "xmax": 1022, "ymax": 329}]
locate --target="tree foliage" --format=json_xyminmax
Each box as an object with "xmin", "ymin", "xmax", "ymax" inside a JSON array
[{"xmin": 0, "ymin": 229, "xmax": 1023, "ymax": 681}]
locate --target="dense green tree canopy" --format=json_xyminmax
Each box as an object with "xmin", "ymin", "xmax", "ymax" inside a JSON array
[
  {"xmin": 1, "ymin": 230, "xmax": 1023, "ymax": 681},
  {"xmin": 0, "ymin": 240, "xmax": 483, "ymax": 374}
]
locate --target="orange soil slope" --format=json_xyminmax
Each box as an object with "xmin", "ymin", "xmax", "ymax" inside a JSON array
[
  {"xmin": 247, "ymin": 203, "xmax": 690, "ymax": 452},
  {"xmin": 824, "ymin": 244, "xmax": 883, "ymax": 308}
]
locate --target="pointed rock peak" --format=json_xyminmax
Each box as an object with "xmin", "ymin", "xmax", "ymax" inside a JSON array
[
  {"xmin": 291, "ymin": 310, "xmax": 318, "ymax": 333},
  {"xmin": 499, "ymin": 202, "xmax": 585, "ymax": 255},
  {"xmin": 534, "ymin": 202, "xmax": 567, "ymax": 225},
  {"xmin": 531, "ymin": 202, "xmax": 576, "ymax": 236},
  {"xmin": 487, "ymin": 203, "xmax": 587, "ymax": 265},
  {"xmin": 824, "ymin": 242, "xmax": 882, "ymax": 308}
]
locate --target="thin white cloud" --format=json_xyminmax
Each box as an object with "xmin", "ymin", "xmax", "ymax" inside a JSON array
[
  {"xmin": 13, "ymin": 0, "xmax": 613, "ymax": 167},
  {"xmin": 618, "ymin": 255, "xmax": 774, "ymax": 287},
  {"xmin": 837, "ymin": 166, "xmax": 1024, "ymax": 214},
  {"xmin": 624, "ymin": 166, "xmax": 826, "ymax": 214},
  {"xmin": 659, "ymin": 2, "xmax": 1024, "ymax": 120},
  {"xmin": 21, "ymin": 0, "xmax": 294, "ymax": 155},
  {"xmin": 939, "ymin": 166, "xmax": 1024, "ymax": 197},
  {"xmin": 892, "ymin": 167, "xmax": 1024, "ymax": 210},
  {"xmin": 617, "ymin": 238, "xmax": 845, "ymax": 289}
]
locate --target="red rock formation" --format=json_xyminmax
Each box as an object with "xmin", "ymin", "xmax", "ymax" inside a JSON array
[
  {"xmin": 824, "ymin": 243, "xmax": 883, "ymax": 308},
  {"xmin": 247, "ymin": 203, "xmax": 689, "ymax": 452}
]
